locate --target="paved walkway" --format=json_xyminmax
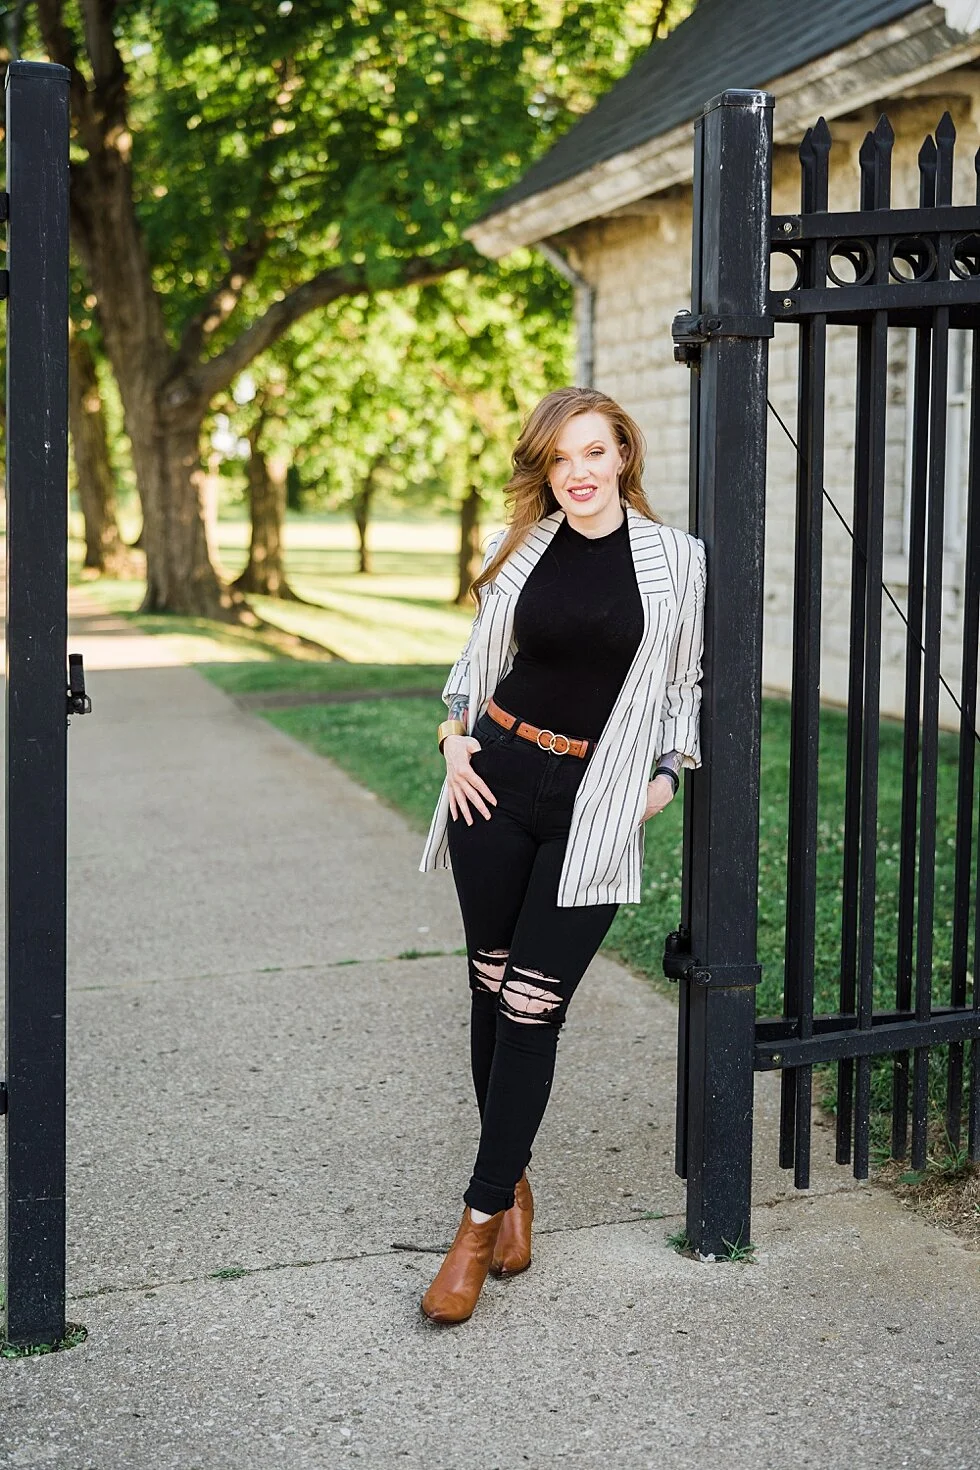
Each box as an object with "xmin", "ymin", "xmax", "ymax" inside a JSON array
[{"xmin": 0, "ymin": 588, "xmax": 978, "ymax": 1468}]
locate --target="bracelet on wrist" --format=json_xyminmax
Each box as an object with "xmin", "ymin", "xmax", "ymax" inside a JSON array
[
  {"xmin": 653, "ymin": 765, "xmax": 680, "ymax": 795},
  {"xmin": 437, "ymin": 718, "xmax": 466, "ymax": 752}
]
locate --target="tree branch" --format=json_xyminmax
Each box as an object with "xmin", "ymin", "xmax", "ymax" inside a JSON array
[
  {"xmin": 179, "ymin": 248, "xmax": 477, "ymax": 408},
  {"xmin": 650, "ymin": 0, "xmax": 671, "ymax": 41},
  {"xmin": 173, "ymin": 232, "xmax": 274, "ymax": 375}
]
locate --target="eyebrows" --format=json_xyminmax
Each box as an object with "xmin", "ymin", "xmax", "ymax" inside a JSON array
[{"xmin": 553, "ymin": 439, "xmax": 607, "ymax": 454}]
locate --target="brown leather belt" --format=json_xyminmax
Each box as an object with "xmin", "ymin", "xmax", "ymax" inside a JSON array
[{"xmin": 487, "ymin": 696, "xmax": 591, "ymax": 758}]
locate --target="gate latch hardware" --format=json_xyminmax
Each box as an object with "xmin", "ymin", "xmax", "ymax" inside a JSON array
[
  {"xmin": 671, "ymin": 308, "xmax": 774, "ymax": 365},
  {"xmin": 67, "ymin": 652, "xmax": 92, "ymax": 722},
  {"xmin": 662, "ymin": 925, "xmax": 695, "ymax": 983}
]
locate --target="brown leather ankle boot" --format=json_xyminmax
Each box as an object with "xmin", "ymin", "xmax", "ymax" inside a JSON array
[
  {"xmin": 420, "ymin": 1206, "xmax": 505, "ymax": 1324},
  {"xmin": 490, "ymin": 1171, "xmax": 534, "ymax": 1277}
]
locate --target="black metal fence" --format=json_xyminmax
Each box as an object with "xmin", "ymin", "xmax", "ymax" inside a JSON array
[
  {"xmin": 2, "ymin": 60, "xmax": 74, "ymax": 1348},
  {"xmin": 670, "ymin": 90, "xmax": 980, "ymax": 1256}
]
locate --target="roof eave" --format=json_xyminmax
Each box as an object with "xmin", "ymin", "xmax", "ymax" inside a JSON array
[{"xmin": 465, "ymin": 5, "xmax": 980, "ymax": 259}]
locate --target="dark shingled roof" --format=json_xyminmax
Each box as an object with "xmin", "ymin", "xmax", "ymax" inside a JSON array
[{"xmin": 479, "ymin": 0, "xmax": 929, "ymax": 221}]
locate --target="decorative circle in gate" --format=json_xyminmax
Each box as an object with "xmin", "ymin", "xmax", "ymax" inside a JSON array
[
  {"xmin": 888, "ymin": 236, "xmax": 937, "ymax": 283},
  {"xmin": 827, "ymin": 238, "xmax": 875, "ymax": 287},
  {"xmin": 951, "ymin": 233, "xmax": 980, "ymax": 279},
  {"xmin": 769, "ymin": 245, "xmax": 803, "ymax": 292}
]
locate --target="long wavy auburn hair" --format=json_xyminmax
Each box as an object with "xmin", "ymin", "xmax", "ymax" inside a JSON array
[{"xmin": 469, "ymin": 387, "xmax": 662, "ymax": 609}]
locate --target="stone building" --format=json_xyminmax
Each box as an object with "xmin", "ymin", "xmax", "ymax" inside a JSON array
[{"xmin": 465, "ymin": 0, "xmax": 980, "ymax": 724}]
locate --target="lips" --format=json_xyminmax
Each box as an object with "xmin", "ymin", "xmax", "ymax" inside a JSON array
[{"xmin": 569, "ymin": 485, "xmax": 597, "ymax": 499}]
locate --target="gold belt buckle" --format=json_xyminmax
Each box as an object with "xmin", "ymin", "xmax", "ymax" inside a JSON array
[{"xmin": 536, "ymin": 728, "xmax": 571, "ymax": 755}]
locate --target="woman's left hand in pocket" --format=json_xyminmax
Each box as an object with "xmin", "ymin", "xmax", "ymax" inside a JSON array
[{"xmin": 640, "ymin": 774, "xmax": 675, "ymax": 822}]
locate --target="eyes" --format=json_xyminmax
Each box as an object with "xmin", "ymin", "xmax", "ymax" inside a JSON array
[{"xmin": 553, "ymin": 448, "xmax": 605, "ymax": 463}]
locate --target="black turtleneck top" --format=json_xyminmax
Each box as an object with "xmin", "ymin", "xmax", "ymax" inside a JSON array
[{"xmin": 491, "ymin": 513, "xmax": 644, "ymax": 742}]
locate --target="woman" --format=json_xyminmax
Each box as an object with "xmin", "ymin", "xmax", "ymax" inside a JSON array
[{"xmin": 417, "ymin": 386, "xmax": 706, "ymax": 1325}]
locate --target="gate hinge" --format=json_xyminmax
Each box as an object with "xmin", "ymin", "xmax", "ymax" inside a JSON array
[
  {"xmin": 671, "ymin": 308, "xmax": 774, "ymax": 365},
  {"xmin": 0, "ymin": 191, "xmax": 8, "ymax": 223},
  {"xmin": 67, "ymin": 652, "xmax": 92, "ymax": 722},
  {"xmin": 0, "ymin": 269, "xmax": 8, "ymax": 301},
  {"xmin": 0, "ymin": 1080, "xmax": 7, "ymax": 1116},
  {"xmin": 662, "ymin": 925, "xmax": 695, "ymax": 983},
  {"xmin": 663, "ymin": 927, "xmax": 763, "ymax": 987}
]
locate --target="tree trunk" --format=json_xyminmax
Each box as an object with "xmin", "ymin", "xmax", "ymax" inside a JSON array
[
  {"xmin": 353, "ymin": 458, "xmax": 382, "ymax": 574},
  {"xmin": 233, "ymin": 440, "xmax": 297, "ymax": 598},
  {"xmin": 67, "ymin": 333, "xmax": 132, "ymax": 575},
  {"xmin": 456, "ymin": 483, "xmax": 484, "ymax": 606},
  {"xmin": 69, "ymin": 146, "xmax": 236, "ymax": 618}
]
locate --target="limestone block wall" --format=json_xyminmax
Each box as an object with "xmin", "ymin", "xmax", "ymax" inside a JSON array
[{"xmin": 564, "ymin": 73, "xmax": 980, "ymax": 730}]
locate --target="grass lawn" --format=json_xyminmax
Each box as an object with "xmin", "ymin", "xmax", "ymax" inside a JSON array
[{"xmin": 68, "ymin": 512, "xmax": 489, "ymax": 667}]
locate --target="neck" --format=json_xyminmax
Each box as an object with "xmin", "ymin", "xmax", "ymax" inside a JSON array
[{"xmin": 564, "ymin": 503, "xmax": 626, "ymax": 538}]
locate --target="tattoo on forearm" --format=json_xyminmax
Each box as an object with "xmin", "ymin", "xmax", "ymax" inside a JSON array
[
  {"xmin": 448, "ymin": 696, "xmax": 468, "ymax": 724},
  {"xmin": 657, "ymin": 750, "xmax": 684, "ymax": 775}
]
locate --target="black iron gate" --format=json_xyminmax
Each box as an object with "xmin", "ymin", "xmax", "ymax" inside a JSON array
[{"xmin": 669, "ymin": 90, "xmax": 980, "ymax": 1257}]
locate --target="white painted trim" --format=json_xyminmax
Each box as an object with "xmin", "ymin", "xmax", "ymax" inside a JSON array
[
  {"xmin": 936, "ymin": 1, "xmax": 980, "ymax": 33},
  {"xmin": 467, "ymin": 6, "xmax": 980, "ymax": 259}
]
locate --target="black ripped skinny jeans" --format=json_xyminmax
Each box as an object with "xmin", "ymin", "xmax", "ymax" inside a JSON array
[{"xmin": 446, "ymin": 706, "xmax": 619, "ymax": 1216}]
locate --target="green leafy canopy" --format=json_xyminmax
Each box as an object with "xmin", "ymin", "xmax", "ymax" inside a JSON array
[{"xmin": 107, "ymin": 2, "xmax": 692, "ymax": 343}]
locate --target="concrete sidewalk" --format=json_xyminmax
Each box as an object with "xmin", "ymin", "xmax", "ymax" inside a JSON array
[{"xmin": 1, "ymin": 590, "xmax": 978, "ymax": 1469}]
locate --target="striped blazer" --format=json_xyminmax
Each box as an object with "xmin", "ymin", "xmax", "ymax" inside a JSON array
[{"xmin": 418, "ymin": 505, "xmax": 706, "ymax": 907}]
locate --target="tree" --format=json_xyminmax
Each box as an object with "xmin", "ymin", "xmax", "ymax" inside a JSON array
[
  {"xmin": 230, "ymin": 383, "xmax": 297, "ymax": 599},
  {"xmin": 68, "ymin": 327, "xmax": 131, "ymax": 575},
  {"xmin": 220, "ymin": 246, "xmax": 571, "ymax": 597},
  {"xmin": 24, "ymin": 2, "xmax": 693, "ymax": 615}
]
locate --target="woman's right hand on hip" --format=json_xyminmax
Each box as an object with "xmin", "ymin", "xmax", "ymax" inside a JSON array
[{"xmin": 444, "ymin": 736, "xmax": 498, "ymax": 824}]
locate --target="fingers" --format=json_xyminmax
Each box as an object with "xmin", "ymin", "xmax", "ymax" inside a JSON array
[
  {"xmin": 466, "ymin": 770, "xmax": 497, "ymax": 809},
  {"xmin": 447, "ymin": 764, "xmax": 497, "ymax": 824},
  {"xmin": 450, "ymin": 777, "xmax": 495, "ymax": 823}
]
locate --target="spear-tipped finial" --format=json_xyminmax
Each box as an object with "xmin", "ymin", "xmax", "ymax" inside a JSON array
[
  {"xmin": 936, "ymin": 111, "xmax": 956, "ymax": 205},
  {"xmin": 937, "ymin": 110, "xmax": 956, "ymax": 145},
  {"xmin": 874, "ymin": 113, "xmax": 895, "ymax": 147},
  {"xmin": 812, "ymin": 117, "xmax": 832, "ymax": 152}
]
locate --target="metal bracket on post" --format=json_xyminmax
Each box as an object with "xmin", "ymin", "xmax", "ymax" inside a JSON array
[
  {"xmin": 689, "ymin": 963, "xmax": 763, "ymax": 988},
  {"xmin": 665, "ymin": 927, "xmax": 762, "ymax": 988},
  {"xmin": 672, "ymin": 308, "xmax": 774, "ymax": 365}
]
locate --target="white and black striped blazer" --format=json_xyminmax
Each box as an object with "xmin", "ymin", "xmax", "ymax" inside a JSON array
[{"xmin": 418, "ymin": 505, "xmax": 706, "ymax": 907}]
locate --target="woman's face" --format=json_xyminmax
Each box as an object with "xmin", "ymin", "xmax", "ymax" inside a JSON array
[{"xmin": 547, "ymin": 411, "xmax": 625, "ymax": 527}]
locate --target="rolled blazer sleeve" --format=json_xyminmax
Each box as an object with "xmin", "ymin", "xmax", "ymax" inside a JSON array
[
  {"xmin": 653, "ymin": 534, "xmax": 706, "ymax": 772},
  {"xmin": 440, "ymin": 529, "xmax": 505, "ymax": 710}
]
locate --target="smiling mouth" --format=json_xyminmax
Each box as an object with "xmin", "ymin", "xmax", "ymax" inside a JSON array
[{"xmin": 569, "ymin": 485, "xmax": 597, "ymax": 497}]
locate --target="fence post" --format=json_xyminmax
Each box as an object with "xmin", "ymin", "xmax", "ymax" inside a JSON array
[
  {"xmin": 681, "ymin": 90, "xmax": 772, "ymax": 1257},
  {"xmin": 3, "ymin": 59, "xmax": 72, "ymax": 1347}
]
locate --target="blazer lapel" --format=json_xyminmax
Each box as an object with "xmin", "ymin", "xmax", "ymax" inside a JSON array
[
  {"xmin": 493, "ymin": 509, "xmax": 564, "ymax": 596},
  {"xmin": 625, "ymin": 505, "xmax": 674, "ymax": 597}
]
